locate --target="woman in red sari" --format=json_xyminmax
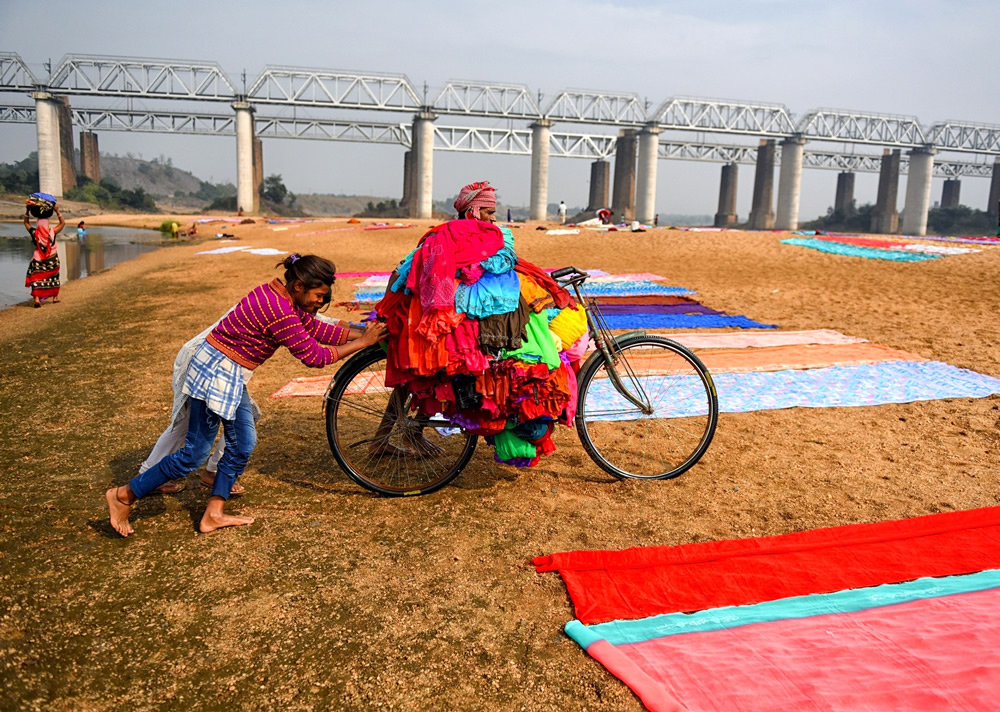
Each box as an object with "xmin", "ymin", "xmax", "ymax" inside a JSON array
[{"xmin": 24, "ymin": 204, "xmax": 65, "ymax": 308}]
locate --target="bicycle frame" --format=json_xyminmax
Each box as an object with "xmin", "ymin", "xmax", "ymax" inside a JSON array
[
  {"xmin": 325, "ymin": 266, "xmax": 657, "ymax": 422},
  {"xmin": 554, "ymin": 268, "xmax": 656, "ymax": 416}
]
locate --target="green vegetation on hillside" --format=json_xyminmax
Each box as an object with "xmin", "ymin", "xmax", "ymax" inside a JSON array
[
  {"xmin": 0, "ymin": 154, "xmax": 39, "ymax": 195},
  {"xmin": 205, "ymin": 174, "xmax": 300, "ymax": 216},
  {"xmin": 65, "ymin": 176, "xmax": 158, "ymax": 211}
]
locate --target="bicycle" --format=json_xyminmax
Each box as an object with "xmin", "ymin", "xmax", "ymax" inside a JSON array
[{"xmin": 324, "ymin": 266, "xmax": 719, "ymax": 496}]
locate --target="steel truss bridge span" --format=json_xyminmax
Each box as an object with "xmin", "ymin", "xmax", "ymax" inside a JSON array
[
  {"xmin": 1, "ymin": 103, "xmax": 990, "ymax": 178},
  {"xmin": 2, "ymin": 53, "xmax": 999, "ymax": 155}
]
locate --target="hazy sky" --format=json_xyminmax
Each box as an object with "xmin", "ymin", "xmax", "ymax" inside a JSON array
[{"xmin": 2, "ymin": 0, "xmax": 998, "ymax": 219}]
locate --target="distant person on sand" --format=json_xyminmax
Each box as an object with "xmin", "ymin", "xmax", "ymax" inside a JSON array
[
  {"xmin": 76, "ymin": 221, "xmax": 86, "ymax": 241},
  {"xmin": 597, "ymin": 208, "xmax": 611, "ymax": 225},
  {"xmin": 186, "ymin": 221, "xmax": 198, "ymax": 238},
  {"xmin": 558, "ymin": 200, "xmax": 568, "ymax": 224},
  {"xmin": 105, "ymin": 254, "xmax": 388, "ymax": 536},
  {"xmin": 169, "ymin": 221, "xmax": 180, "ymax": 239},
  {"xmin": 24, "ymin": 202, "xmax": 64, "ymax": 308}
]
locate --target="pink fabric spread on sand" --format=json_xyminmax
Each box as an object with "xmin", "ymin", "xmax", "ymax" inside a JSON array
[
  {"xmin": 610, "ymin": 586, "xmax": 1000, "ymax": 712},
  {"xmin": 270, "ymin": 374, "xmax": 391, "ymax": 398},
  {"xmin": 645, "ymin": 329, "xmax": 866, "ymax": 350}
]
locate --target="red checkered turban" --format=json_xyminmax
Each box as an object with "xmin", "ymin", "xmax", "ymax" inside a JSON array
[{"xmin": 454, "ymin": 180, "xmax": 496, "ymax": 220}]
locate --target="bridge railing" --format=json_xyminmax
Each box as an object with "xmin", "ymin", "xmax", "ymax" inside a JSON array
[
  {"xmin": 247, "ymin": 66, "xmax": 421, "ymax": 111},
  {"xmin": 45, "ymin": 54, "xmax": 237, "ymax": 101},
  {"xmin": 2, "ymin": 52, "xmax": 999, "ymax": 158}
]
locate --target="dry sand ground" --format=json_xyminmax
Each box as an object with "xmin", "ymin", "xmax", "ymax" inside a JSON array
[{"xmin": 1, "ymin": 214, "xmax": 999, "ymax": 710}]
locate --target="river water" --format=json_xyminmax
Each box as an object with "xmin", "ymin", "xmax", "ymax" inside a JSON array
[{"xmin": 0, "ymin": 223, "xmax": 163, "ymax": 309}]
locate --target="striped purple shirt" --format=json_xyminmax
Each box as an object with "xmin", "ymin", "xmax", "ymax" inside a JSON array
[{"xmin": 206, "ymin": 279, "xmax": 349, "ymax": 370}]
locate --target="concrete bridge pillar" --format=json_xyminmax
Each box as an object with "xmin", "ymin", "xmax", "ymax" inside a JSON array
[
  {"xmin": 529, "ymin": 120, "xmax": 553, "ymax": 221},
  {"xmin": 412, "ymin": 111, "xmax": 437, "ymax": 219},
  {"xmin": 902, "ymin": 146, "xmax": 936, "ymax": 236},
  {"xmin": 714, "ymin": 163, "xmax": 739, "ymax": 227},
  {"xmin": 400, "ymin": 150, "xmax": 413, "ymax": 211},
  {"xmin": 232, "ymin": 101, "xmax": 256, "ymax": 213},
  {"xmin": 253, "ymin": 138, "xmax": 263, "ymax": 204},
  {"xmin": 871, "ymin": 149, "xmax": 901, "ymax": 234},
  {"xmin": 56, "ymin": 97, "xmax": 76, "ymax": 192},
  {"xmin": 32, "ymin": 92, "xmax": 63, "ymax": 197},
  {"xmin": 587, "ymin": 160, "xmax": 609, "ymax": 211},
  {"xmin": 775, "ymin": 135, "xmax": 805, "ymax": 230},
  {"xmin": 834, "ymin": 172, "xmax": 855, "ymax": 214},
  {"xmin": 989, "ymin": 157, "xmax": 1000, "ymax": 225},
  {"xmin": 748, "ymin": 139, "xmax": 776, "ymax": 230},
  {"xmin": 80, "ymin": 131, "xmax": 101, "ymax": 184},
  {"xmin": 940, "ymin": 179, "xmax": 961, "ymax": 209},
  {"xmin": 635, "ymin": 124, "xmax": 661, "ymax": 225},
  {"xmin": 611, "ymin": 129, "xmax": 637, "ymax": 222}
]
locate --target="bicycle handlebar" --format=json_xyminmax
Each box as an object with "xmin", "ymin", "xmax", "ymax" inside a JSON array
[{"xmin": 551, "ymin": 266, "xmax": 588, "ymax": 283}]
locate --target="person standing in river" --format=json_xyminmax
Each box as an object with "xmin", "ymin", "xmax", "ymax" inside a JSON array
[{"xmin": 24, "ymin": 203, "xmax": 64, "ymax": 308}]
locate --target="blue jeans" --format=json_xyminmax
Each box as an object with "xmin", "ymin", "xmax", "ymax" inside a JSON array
[{"xmin": 129, "ymin": 388, "xmax": 257, "ymax": 500}]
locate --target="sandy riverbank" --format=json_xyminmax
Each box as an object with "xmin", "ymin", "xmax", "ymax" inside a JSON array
[{"xmin": 1, "ymin": 215, "xmax": 998, "ymax": 709}]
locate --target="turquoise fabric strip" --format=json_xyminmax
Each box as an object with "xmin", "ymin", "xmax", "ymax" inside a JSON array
[
  {"xmin": 565, "ymin": 619, "xmax": 604, "ymax": 651},
  {"xmin": 781, "ymin": 237, "xmax": 940, "ymax": 262},
  {"xmin": 570, "ymin": 569, "xmax": 1000, "ymax": 647}
]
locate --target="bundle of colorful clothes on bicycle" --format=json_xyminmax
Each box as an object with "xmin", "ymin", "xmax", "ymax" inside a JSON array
[{"xmin": 376, "ymin": 219, "xmax": 589, "ymax": 467}]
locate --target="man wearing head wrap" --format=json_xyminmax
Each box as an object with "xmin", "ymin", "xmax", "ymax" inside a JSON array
[
  {"xmin": 453, "ymin": 180, "xmax": 498, "ymax": 223},
  {"xmin": 370, "ymin": 180, "xmax": 500, "ymax": 458}
]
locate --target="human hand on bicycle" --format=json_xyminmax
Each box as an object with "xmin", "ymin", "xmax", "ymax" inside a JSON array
[{"xmin": 357, "ymin": 320, "xmax": 388, "ymax": 346}]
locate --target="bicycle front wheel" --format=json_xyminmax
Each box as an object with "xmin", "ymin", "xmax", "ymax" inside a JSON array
[
  {"xmin": 575, "ymin": 335, "xmax": 718, "ymax": 479},
  {"xmin": 325, "ymin": 346, "xmax": 478, "ymax": 496}
]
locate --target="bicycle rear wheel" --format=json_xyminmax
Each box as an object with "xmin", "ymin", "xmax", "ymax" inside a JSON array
[
  {"xmin": 325, "ymin": 346, "xmax": 478, "ymax": 496},
  {"xmin": 575, "ymin": 335, "xmax": 718, "ymax": 479}
]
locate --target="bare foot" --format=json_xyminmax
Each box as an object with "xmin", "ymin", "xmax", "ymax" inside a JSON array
[
  {"xmin": 199, "ymin": 511, "xmax": 255, "ymax": 533},
  {"xmin": 405, "ymin": 428, "xmax": 444, "ymax": 457},
  {"xmin": 199, "ymin": 473, "xmax": 245, "ymax": 495},
  {"xmin": 153, "ymin": 480, "xmax": 185, "ymax": 494},
  {"xmin": 105, "ymin": 487, "xmax": 134, "ymax": 537}
]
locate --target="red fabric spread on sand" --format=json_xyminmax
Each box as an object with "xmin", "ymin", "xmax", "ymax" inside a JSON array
[{"xmin": 533, "ymin": 505, "xmax": 1000, "ymax": 624}]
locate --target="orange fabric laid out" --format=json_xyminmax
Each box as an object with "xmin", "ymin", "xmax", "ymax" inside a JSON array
[
  {"xmin": 270, "ymin": 375, "xmax": 334, "ymax": 398},
  {"xmin": 270, "ymin": 372, "xmax": 391, "ymax": 398},
  {"xmin": 621, "ymin": 342, "xmax": 925, "ymax": 375},
  {"xmin": 649, "ymin": 328, "xmax": 866, "ymax": 350},
  {"xmin": 696, "ymin": 342, "xmax": 927, "ymax": 373}
]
